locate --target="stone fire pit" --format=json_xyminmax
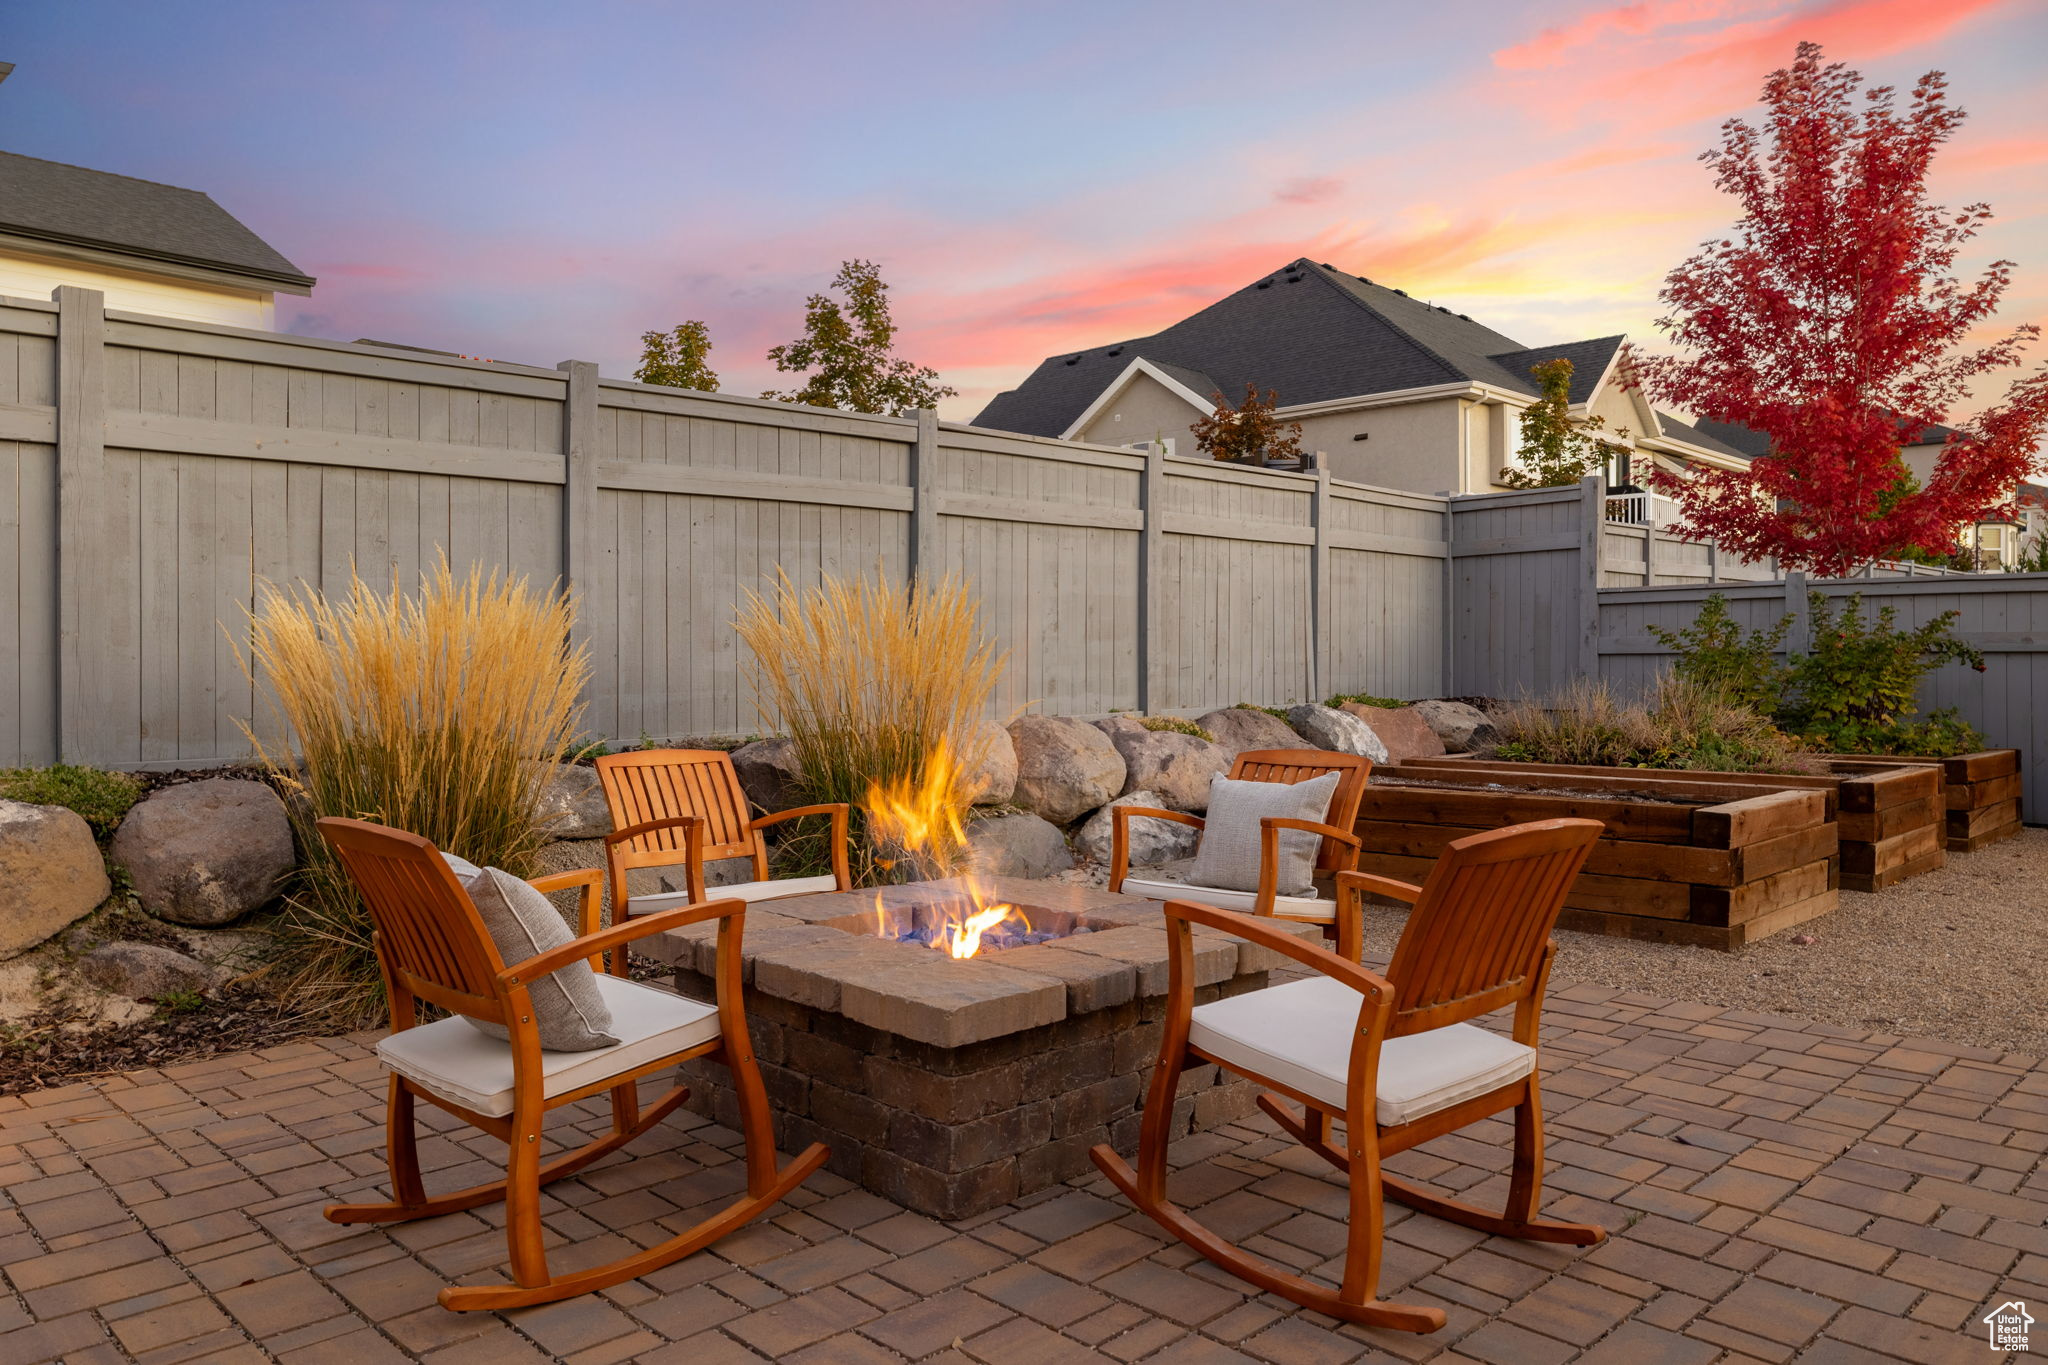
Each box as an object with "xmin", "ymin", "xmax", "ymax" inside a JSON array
[{"xmin": 645, "ymin": 877, "xmax": 1314, "ymax": 1218}]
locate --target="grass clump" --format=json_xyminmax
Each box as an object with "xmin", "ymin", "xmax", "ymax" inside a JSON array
[
  {"xmin": 238, "ymin": 555, "xmax": 589, "ymax": 1027},
  {"xmin": 1325, "ymin": 692, "xmax": 1404, "ymax": 710},
  {"xmin": 1235, "ymin": 701, "xmax": 1291, "ymax": 720},
  {"xmin": 1140, "ymin": 716, "xmax": 1214, "ymax": 741},
  {"xmin": 1493, "ymin": 677, "xmax": 1819, "ymax": 774},
  {"xmin": 0, "ymin": 765, "xmax": 143, "ymax": 839},
  {"xmin": 735, "ymin": 569, "xmax": 1006, "ymax": 886}
]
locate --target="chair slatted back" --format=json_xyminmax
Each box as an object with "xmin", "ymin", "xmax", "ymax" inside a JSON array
[
  {"xmin": 316, "ymin": 817, "xmax": 509, "ymax": 1024},
  {"xmin": 595, "ymin": 750, "xmax": 763, "ymax": 866},
  {"xmin": 1227, "ymin": 749, "xmax": 1372, "ymax": 872},
  {"xmin": 1383, "ymin": 818, "xmax": 1601, "ymax": 1037}
]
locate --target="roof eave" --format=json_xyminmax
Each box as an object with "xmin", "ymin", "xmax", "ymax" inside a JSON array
[{"xmin": 0, "ymin": 224, "xmax": 315, "ymax": 292}]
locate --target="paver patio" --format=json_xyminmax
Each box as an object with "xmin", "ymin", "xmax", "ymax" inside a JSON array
[{"xmin": 2, "ymin": 971, "xmax": 2044, "ymax": 1365}]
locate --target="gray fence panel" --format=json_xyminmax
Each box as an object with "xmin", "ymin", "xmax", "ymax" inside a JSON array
[{"xmin": 0, "ymin": 300, "xmax": 59, "ymax": 766}]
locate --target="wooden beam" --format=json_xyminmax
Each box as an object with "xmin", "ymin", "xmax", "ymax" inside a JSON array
[
  {"xmin": 594, "ymin": 461, "xmax": 914, "ymax": 511},
  {"xmin": 103, "ymin": 412, "xmax": 564, "ymax": 483}
]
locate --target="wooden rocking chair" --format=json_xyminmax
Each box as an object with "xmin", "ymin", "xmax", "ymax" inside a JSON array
[
  {"xmin": 316, "ymin": 817, "xmax": 828, "ymax": 1312},
  {"xmin": 1092, "ymin": 818, "xmax": 1607, "ymax": 1333},
  {"xmin": 1109, "ymin": 749, "xmax": 1371, "ymax": 934},
  {"xmin": 595, "ymin": 749, "xmax": 851, "ymax": 927}
]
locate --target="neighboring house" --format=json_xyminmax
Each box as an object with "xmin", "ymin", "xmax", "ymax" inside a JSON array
[
  {"xmin": 1698, "ymin": 416, "xmax": 2048, "ymax": 568},
  {"xmin": 972, "ymin": 257, "xmax": 1748, "ymax": 504},
  {"xmin": 0, "ymin": 69, "xmax": 313, "ymax": 328}
]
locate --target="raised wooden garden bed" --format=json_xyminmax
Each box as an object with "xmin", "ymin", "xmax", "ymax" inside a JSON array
[
  {"xmin": 1827, "ymin": 750, "xmax": 2023, "ymax": 852},
  {"xmin": 1353, "ymin": 765, "xmax": 1838, "ymax": 949},
  {"xmin": 1400, "ymin": 756, "xmax": 1944, "ymax": 893}
]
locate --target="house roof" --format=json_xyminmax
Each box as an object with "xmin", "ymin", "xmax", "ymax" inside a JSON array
[
  {"xmin": 973, "ymin": 258, "xmax": 1627, "ymax": 437},
  {"xmin": 0, "ymin": 150, "xmax": 314, "ymax": 290},
  {"xmin": 1694, "ymin": 415, "xmax": 1969, "ymax": 460},
  {"xmin": 1652, "ymin": 412, "xmax": 1751, "ymax": 460}
]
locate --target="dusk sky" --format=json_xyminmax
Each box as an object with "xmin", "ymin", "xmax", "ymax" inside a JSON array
[{"xmin": 5, "ymin": 0, "xmax": 2045, "ymax": 422}]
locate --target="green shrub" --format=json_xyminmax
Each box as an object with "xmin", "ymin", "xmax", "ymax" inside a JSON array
[
  {"xmin": 0, "ymin": 765, "xmax": 144, "ymax": 839},
  {"xmin": 1140, "ymin": 716, "xmax": 1214, "ymax": 741},
  {"xmin": 1325, "ymin": 692, "xmax": 1404, "ymax": 710},
  {"xmin": 1783, "ymin": 593, "xmax": 1985, "ymax": 750},
  {"xmin": 1646, "ymin": 594, "xmax": 1791, "ymax": 714},
  {"xmin": 1802, "ymin": 707, "xmax": 1984, "ymax": 758},
  {"xmin": 1235, "ymin": 701, "xmax": 1291, "ymax": 720}
]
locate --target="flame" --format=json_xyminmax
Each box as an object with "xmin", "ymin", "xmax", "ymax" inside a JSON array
[{"xmin": 863, "ymin": 738, "xmax": 1033, "ymax": 957}]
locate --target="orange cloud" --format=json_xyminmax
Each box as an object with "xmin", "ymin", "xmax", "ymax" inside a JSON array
[{"xmin": 1494, "ymin": 0, "xmax": 1784, "ymax": 70}]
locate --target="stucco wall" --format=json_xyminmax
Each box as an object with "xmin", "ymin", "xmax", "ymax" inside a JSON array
[
  {"xmin": 1303, "ymin": 397, "xmax": 1466, "ymax": 493},
  {"xmin": 0, "ymin": 248, "xmax": 276, "ymax": 328},
  {"xmin": 1071, "ymin": 370, "xmax": 1208, "ymax": 451}
]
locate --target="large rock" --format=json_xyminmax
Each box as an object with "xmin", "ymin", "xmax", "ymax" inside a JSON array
[
  {"xmin": 731, "ymin": 737, "xmax": 804, "ymax": 814},
  {"xmin": 1092, "ymin": 715, "xmax": 1146, "ymax": 739},
  {"xmin": 1194, "ymin": 707, "xmax": 1303, "ymax": 760},
  {"xmin": 1286, "ymin": 704, "xmax": 1389, "ymax": 763},
  {"xmin": 110, "ymin": 779, "xmax": 294, "ymax": 927},
  {"xmin": 536, "ymin": 763, "xmax": 610, "ymax": 840},
  {"xmin": 1007, "ymin": 716, "xmax": 1125, "ymax": 825},
  {"xmin": 1413, "ymin": 699, "xmax": 1499, "ymax": 754},
  {"xmin": 78, "ymin": 942, "xmax": 225, "ymax": 1000},
  {"xmin": 0, "ymin": 800, "xmax": 110, "ymax": 958},
  {"xmin": 1104, "ymin": 729, "xmax": 1229, "ymax": 812},
  {"xmin": 1074, "ymin": 791, "xmax": 1202, "ymax": 867},
  {"xmin": 964, "ymin": 812, "xmax": 1074, "ymax": 879},
  {"xmin": 958, "ymin": 720, "xmax": 1018, "ymax": 806},
  {"xmin": 1338, "ymin": 703, "xmax": 1446, "ymax": 765}
]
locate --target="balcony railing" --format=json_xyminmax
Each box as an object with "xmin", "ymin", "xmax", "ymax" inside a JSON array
[{"xmin": 1604, "ymin": 490, "xmax": 1682, "ymax": 527}]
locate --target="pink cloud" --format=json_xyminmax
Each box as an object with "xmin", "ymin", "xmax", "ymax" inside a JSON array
[
  {"xmin": 1494, "ymin": 0, "xmax": 1785, "ymax": 70},
  {"xmin": 1274, "ymin": 175, "xmax": 1344, "ymax": 205}
]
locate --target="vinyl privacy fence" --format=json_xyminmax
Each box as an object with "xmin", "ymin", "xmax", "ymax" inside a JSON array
[{"xmin": 0, "ymin": 287, "xmax": 1453, "ymax": 770}]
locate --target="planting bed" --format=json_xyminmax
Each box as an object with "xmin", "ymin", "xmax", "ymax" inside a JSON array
[
  {"xmin": 1828, "ymin": 749, "xmax": 2024, "ymax": 852},
  {"xmin": 1353, "ymin": 766, "xmax": 1838, "ymax": 949},
  {"xmin": 637, "ymin": 877, "xmax": 1310, "ymax": 1219},
  {"xmin": 1401, "ymin": 756, "xmax": 1944, "ymax": 893}
]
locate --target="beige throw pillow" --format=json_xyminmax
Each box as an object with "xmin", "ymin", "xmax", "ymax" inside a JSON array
[
  {"xmin": 1187, "ymin": 771, "xmax": 1341, "ymax": 896},
  {"xmin": 457, "ymin": 864, "xmax": 618, "ymax": 1051}
]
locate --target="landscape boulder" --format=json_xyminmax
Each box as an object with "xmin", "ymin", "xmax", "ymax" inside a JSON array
[
  {"xmin": 536, "ymin": 762, "xmax": 610, "ymax": 840},
  {"xmin": 1074, "ymin": 791, "xmax": 1202, "ymax": 867},
  {"xmin": 1286, "ymin": 704, "xmax": 1390, "ymax": 763},
  {"xmin": 78, "ymin": 942, "xmax": 225, "ymax": 1000},
  {"xmin": 1338, "ymin": 703, "xmax": 1446, "ymax": 765},
  {"xmin": 959, "ymin": 720, "xmax": 1018, "ymax": 806},
  {"xmin": 1412, "ymin": 699, "xmax": 1499, "ymax": 754},
  {"xmin": 1091, "ymin": 715, "xmax": 1146, "ymax": 739},
  {"xmin": 731, "ymin": 737, "xmax": 805, "ymax": 814},
  {"xmin": 1194, "ymin": 707, "xmax": 1302, "ymax": 760},
  {"xmin": 1104, "ymin": 729, "xmax": 1229, "ymax": 812},
  {"xmin": 1007, "ymin": 716, "xmax": 1125, "ymax": 825},
  {"xmin": 0, "ymin": 800, "xmax": 110, "ymax": 958},
  {"xmin": 964, "ymin": 811, "xmax": 1074, "ymax": 879},
  {"xmin": 110, "ymin": 779, "xmax": 295, "ymax": 927}
]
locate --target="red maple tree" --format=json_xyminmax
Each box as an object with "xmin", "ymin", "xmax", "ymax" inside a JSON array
[{"xmin": 1633, "ymin": 42, "xmax": 2048, "ymax": 577}]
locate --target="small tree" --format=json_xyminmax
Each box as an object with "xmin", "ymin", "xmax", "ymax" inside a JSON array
[
  {"xmin": 634, "ymin": 321, "xmax": 720, "ymax": 391},
  {"xmin": 1192, "ymin": 383, "xmax": 1305, "ymax": 464},
  {"xmin": 1633, "ymin": 42, "xmax": 2048, "ymax": 575},
  {"xmin": 1499, "ymin": 358, "xmax": 1623, "ymax": 488},
  {"xmin": 762, "ymin": 260, "xmax": 956, "ymax": 415}
]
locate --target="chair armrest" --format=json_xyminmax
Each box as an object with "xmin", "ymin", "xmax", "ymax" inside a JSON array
[
  {"xmin": 527, "ymin": 867, "xmax": 605, "ymax": 942},
  {"xmin": 1337, "ymin": 870, "xmax": 1422, "ymax": 903},
  {"xmin": 603, "ymin": 815, "xmax": 701, "ymax": 848},
  {"xmin": 1109, "ymin": 807, "xmax": 1204, "ymax": 892},
  {"xmin": 499, "ymin": 897, "xmax": 744, "ymax": 987},
  {"xmin": 1259, "ymin": 817, "xmax": 1360, "ymax": 849},
  {"xmin": 749, "ymin": 803, "xmax": 851, "ymax": 890},
  {"xmin": 1158, "ymin": 898, "xmax": 1393, "ymax": 1003},
  {"xmin": 1331, "ymin": 869, "xmax": 1423, "ymax": 964}
]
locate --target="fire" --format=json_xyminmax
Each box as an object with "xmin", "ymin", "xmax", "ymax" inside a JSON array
[{"xmin": 864, "ymin": 739, "xmax": 1033, "ymax": 958}]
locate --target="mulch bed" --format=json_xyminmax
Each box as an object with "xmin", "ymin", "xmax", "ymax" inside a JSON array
[{"xmin": 0, "ymin": 988, "xmax": 331, "ymax": 1096}]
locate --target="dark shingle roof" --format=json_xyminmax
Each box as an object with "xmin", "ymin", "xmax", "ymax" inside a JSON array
[
  {"xmin": 1653, "ymin": 412, "xmax": 1751, "ymax": 459},
  {"xmin": 0, "ymin": 151, "xmax": 313, "ymax": 289},
  {"xmin": 1694, "ymin": 415, "xmax": 1966, "ymax": 460},
  {"xmin": 973, "ymin": 259, "xmax": 1627, "ymax": 437}
]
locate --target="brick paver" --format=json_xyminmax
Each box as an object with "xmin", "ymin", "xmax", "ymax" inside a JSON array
[{"xmin": 1, "ymin": 978, "xmax": 2043, "ymax": 1362}]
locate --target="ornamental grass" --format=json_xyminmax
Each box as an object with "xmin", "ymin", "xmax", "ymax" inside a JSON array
[{"xmin": 237, "ymin": 555, "xmax": 588, "ymax": 1025}]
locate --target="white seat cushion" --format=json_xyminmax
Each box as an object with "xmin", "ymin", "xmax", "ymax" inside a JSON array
[
  {"xmin": 1188, "ymin": 976, "xmax": 1535, "ymax": 1126},
  {"xmin": 626, "ymin": 874, "xmax": 840, "ymax": 915},
  {"xmin": 1120, "ymin": 874, "xmax": 1338, "ymax": 924},
  {"xmin": 378, "ymin": 975, "xmax": 720, "ymax": 1117}
]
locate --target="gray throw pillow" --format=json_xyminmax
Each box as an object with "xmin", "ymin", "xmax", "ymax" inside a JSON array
[
  {"xmin": 1188, "ymin": 771, "xmax": 1341, "ymax": 897},
  {"xmin": 457, "ymin": 864, "xmax": 618, "ymax": 1051}
]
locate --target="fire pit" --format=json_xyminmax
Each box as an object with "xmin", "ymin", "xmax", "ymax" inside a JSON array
[{"xmin": 644, "ymin": 876, "xmax": 1313, "ymax": 1219}]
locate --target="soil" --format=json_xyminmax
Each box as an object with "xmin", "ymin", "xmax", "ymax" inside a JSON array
[{"xmin": 0, "ymin": 987, "xmax": 326, "ymax": 1095}]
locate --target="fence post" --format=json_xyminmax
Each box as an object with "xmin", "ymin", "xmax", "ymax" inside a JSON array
[
  {"xmin": 1441, "ymin": 497, "xmax": 1457, "ymax": 696},
  {"xmin": 1784, "ymin": 570, "xmax": 1811, "ymax": 656},
  {"xmin": 1310, "ymin": 467, "xmax": 1330, "ymax": 702},
  {"xmin": 1139, "ymin": 441, "xmax": 1165, "ymax": 712},
  {"xmin": 909, "ymin": 408, "xmax": 940, "ymax": 580},
  {"xmin": 1707, "ymin": 541, "xmax": 1719, "ymax": 584},
  {"xmin": 557, "ymin": 360, "xmax": 599, "ymax": 654},
  {"xmin": 54, "ymin": 286, "xmax": 107, "ymax": 765},
  {"xmin": 1578, "ymin": 473, "xmax": 1603, "ymax": 681}
]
